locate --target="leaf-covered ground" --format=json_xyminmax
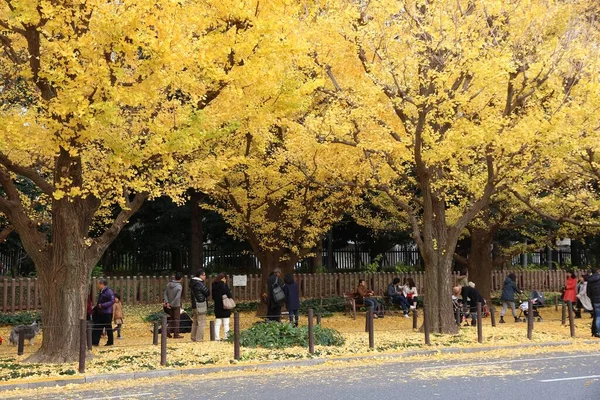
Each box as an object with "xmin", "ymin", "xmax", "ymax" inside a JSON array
[{"xmin": 0, "ymin": 304, "xmax": 597, "ymax": 385}]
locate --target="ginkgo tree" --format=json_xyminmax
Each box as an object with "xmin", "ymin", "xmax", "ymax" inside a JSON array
[
  {"xmin": 305, "ymin": 0, "xmax": 600, "ymax": 333},
  {"xmin": 190, "ymin": 3, "xmax": 362, "ymax": 297},
  {"xmin": 0, "ymin": 0, "xmax": 285, "ymax": 362}
]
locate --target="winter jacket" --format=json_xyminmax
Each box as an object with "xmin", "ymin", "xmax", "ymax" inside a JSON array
[
  {"xmin": 212, "ymin": 281, "xmax": 232, "ymax": 319},
  {"xmin": 562, "ymin": 276, "xmax": 577, "ymax": 303},
  {"xmin": 283, "ymin": 281, "xmax": 300, "ymax": 311},
  {"xmin": 164, "ymin": 280, "xmax": 183, "ymax": 308},
  {"xmin": 501, "ymin": 276, "xmax": 521, "ymax": 302},
  {"xmin": 96, "ymin": 287, "xmax": 115, "ymax": 314},
  {"xmin": 461, "ymin": 285, "xmax": 484, "ymax": 307},
  {"xmin": 586, "ymin": 273, "xmax": 600, "ymax": 304},
  {"xmin": 387, "ymin": 283, "xmax": 399, "ymax": 298},
  {"xmin": 113, "ymin": 301, "xmax": 124, "ymax": 323},
  {"xmin": 190, "ymin": 277, "xmax": 210, "ymax": 308}
]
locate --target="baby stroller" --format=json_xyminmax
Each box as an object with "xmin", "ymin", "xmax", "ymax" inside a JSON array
[
  {"xmin": 452, "ymin": 295, "xmax": 469, "ymax": 326},
  {"xmin": 518, "ymin": 290, "xmax": 545, "ymax": 322}
]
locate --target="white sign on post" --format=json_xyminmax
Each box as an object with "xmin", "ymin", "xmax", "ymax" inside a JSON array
[{"xmin": 232, "ymin": 275, "xmax": 248, "ymax": 287}]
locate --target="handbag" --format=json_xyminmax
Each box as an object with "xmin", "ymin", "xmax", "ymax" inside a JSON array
[
  {"xmin": 197, "ymin": 300, "xmax": 208, "ymax": 314},
  {"xmin": 222, "ymin": 295, "xmax": 236, "ymax": 310}
]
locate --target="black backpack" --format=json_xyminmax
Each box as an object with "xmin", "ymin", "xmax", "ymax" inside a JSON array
[{"xmin": 272, "ymin": 283, "xmax": 285, "ymax": 304}]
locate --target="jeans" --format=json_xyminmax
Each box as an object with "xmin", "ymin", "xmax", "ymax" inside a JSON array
[
  {"xmin": 391, "ymin": 295, "xmax": 409, "ymax": 314},
  {"xmin": 500, "ymin": 301, "xmax": 517, "ymax": 318},
  {"xmin": 288, "ymin": 309, "xmax": 299, "ymax": 325},
  {"xmin": 593, "ymin": 303, "xmax": 600, "ymax": 336},
  {"xmin": 364, "ymin": 298, "xmax": 378, "ymax": 312}
]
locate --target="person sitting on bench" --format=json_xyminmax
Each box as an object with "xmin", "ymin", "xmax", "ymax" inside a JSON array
[
  {"xmin": 387, "ymin": 278, "xmax": 409, "ymax": 318},
  {"xmin": 357, "ymin": 279, "xmax": 382, "ymax": 318}
]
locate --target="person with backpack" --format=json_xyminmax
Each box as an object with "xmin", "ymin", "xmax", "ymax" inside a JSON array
[{"xmin": 267, "ymin": 268, "xmax": 285, "ymax": 322}]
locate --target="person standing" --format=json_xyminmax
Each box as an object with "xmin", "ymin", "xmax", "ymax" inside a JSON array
[
  {"xmin": 499, "ymin": 273, "xmax": 522, "ymax": 323},
  {"xmin": 92, "ymin": 278, "xmax": 115, "ymax": 346},
  {"xmin": 563, "ymin": 272, "xmax": 578, "ymax": 306},
  {"xmin": 190, "ymin": 269, "xmax": 210, "ymax": 342},
  {"xmin": 212, "ymin": 273, "xmax": 233, "ymax": 340},
  {"xmin": 283, "ymin": 273, "xmax": 300, "ymax": 327},
  {"xmin": 163, "ymin": 271, "xmax": 184, "ymax": 339},
  {"xmin": 113, "ymin": 293, "xmax": 124, "ymax": 339},
  {"xmin": 586, "ymin": 268, "xmax": 600, "ymax": 338},
  {"xmin": 267, "ymin": 268, "xmax": 285, "ymax": 322}
]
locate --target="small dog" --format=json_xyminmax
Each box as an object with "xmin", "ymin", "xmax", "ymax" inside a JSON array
[{"xmin": 8, "ymin": 321, "xmax": 39, "ymax": 346}]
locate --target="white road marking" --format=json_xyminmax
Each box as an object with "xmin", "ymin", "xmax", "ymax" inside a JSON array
[
  {"xmin": 83, "ymin": 394, "xmax": 154, "ymax": 400},
  {"xmin": 540, "ymin": 375, "xmax": 600, "ymax": 382},
  {"xmin": 418, "ymin": 353, "xmax": 599, "ymax": 370}
]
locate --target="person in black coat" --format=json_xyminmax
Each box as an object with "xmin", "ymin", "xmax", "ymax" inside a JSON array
[
  {"xmin": 453, "ymin": 285, "xmax": 484, "ymax": 326},
  {"xmin": 586, "ymin": 268, "xmax": 600, "ymax": 338},
  {"xmin": 212, "ymin": 273, "xmax": 233, "ymax": 340},
  {"xmin": 267, "ymin": 268, "xmax": 284, "ymax": 322},
  {"xmin": 283, "ymin": 273, "xmax": 300, "ymax": 327}
]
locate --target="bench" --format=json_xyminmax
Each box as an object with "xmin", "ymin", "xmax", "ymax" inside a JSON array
[{"xmin": 343, "ymin": 292, "xmax": 366, "ymax": 320}]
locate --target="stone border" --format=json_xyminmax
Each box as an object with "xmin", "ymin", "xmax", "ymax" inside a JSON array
[{"xmin": 0, "ymin": 340, "xmax": 598, "ymax": 392}]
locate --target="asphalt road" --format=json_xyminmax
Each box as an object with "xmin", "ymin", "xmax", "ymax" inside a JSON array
[{"xmin": 3, "ymin": 351, "xmax": 600, "ymax": 400}]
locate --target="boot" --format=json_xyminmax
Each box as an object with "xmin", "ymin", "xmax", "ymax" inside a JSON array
[
  {"xmin": 499, "ymin": 316, "xmax": 505, "ymax": 324},
  {"xmin": 515, "ymin": 316, "xmax": 521, "ymax": 323}
]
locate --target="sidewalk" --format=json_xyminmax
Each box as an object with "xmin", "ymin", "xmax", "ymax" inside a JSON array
[{"xmin": 1, "ymin": 340, "xmax": 598, "ymax": 392}]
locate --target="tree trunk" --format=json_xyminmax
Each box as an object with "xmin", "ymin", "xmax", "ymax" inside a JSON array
[
  {"xmin": 26, "ymin": 196, "xmax": 95, "ymax": 363},
  {"xmin": 468, "ymin": 227, "xmax": 494, "ymax": 301},
  {"xmin": 189, "ymin": 191, "xmax": 204, "ymax": 274},
  {"xmin": 422, "ymin": 248, "xmax": 458, "ymax": 334},
  {"xmin": 28, "ymin": 259, "xmax": 90, "ymax": 363}
]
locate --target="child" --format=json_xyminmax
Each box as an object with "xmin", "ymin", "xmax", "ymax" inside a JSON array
[
  {"xmin": 283, "ymin": 273, "xmax": 300, "ymax": 327},
  {"xmin": 113, "ymin": 293, "xmax": 124, "ymax": 339}
]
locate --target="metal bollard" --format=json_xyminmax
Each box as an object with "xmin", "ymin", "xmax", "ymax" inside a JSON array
[
  {"xmin": 308, "ymin": 308, "xmax": 315, "ymax": 354},
  {"xmin": 476, "ymin": 302, "xmax": 483, "ymax": 344},
  {"xmin": 567, "ymin": 300, "xmax": 576, "ymax": 338},
  {"xmin": 423, "ymin": 304, "xmax": 430, "ymax": 346},
  {"xmin": 527, "ymin": 300, "xmax": 534, "ymax": 340},
  {"xmin": 153, "ymin": 321, "xmax": 159, "ymax": 345},
  {"xmin": 160, "ymin": 314, "xmax": 167, "ymax": 366},
  {"xmin": 365, "ymin": 310, "xmax": 369, "ymax": 333},
  {"xmin": 17, "ymin": 330, "xmax": 24, "ymax": 356},
  {"xmin": 79, "ymin": 319, "xmax": 86, "ymax": 374},
  {"xmin": 412, "ymin": 309, "xmax": 418, "ymax": 330},
  {"xmin": 234, "ymin": 312, "xmax": 241, "ymax": 360},
  {"xmin": 368, "ymin": 309, "xmax": 374, "ymax": 349},
  {"xmin": 490, "ymin": 306, "xmax": 496, "ymax": 327},
  {"xmin": 210, "ymin": 320, "xmax": 215, "ymax": 341}
]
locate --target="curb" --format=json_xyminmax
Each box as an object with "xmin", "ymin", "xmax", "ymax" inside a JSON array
[{"xmin": 1, "ymin": 340, "xmax": 598, "ymax": 392}]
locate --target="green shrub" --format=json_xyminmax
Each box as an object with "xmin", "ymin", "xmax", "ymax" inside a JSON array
[
  {"xmin": 0, "ymin": 311, "xmax": 41, "ymax": 325},
  {"xmin": 230, "ymin": 321, "xmax": 345, "ymax": 349}
]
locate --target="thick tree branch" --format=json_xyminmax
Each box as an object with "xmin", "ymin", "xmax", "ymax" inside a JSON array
[
  {"xmin": 511, "ymin": 190, "xmax": 600, "ymax": 227},
  {"xmin": 0, "ymin": 225, "xmax": 14, "ymax": 243},
  {"xmin": 89, "ymin": 192, "xmax": 148, "ymax": 258},
  {"xmin": 0, "ymin": 153, "xmax": 54, "ymax": 195}
]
